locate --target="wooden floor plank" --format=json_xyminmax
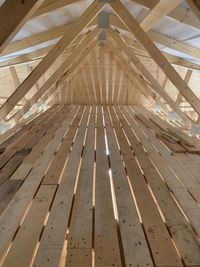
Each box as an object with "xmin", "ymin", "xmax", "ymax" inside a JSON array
[
  {"xmin": 67, "ymin": 106, "xmax": 95, "ymax": 249},
  {"xmin": 0, "ymin": 105, "xmax": 56, "ymax": 148},
  {"xmin": 135, "ymin": 105, "xmax": 200, "ymax": 153},
  {"xmin": 103, "ymin": 106, "xmax": 154, "ymax": 267},
  {"xmin": 132, "ymin": 107, "xmax": 200, "ymax": 187},
  {"xmin": 115, "ymin": 106, "xmax": 200, "ymax": 266},
  {"xmin": 0, "ymin": 111, "xmax": 43, "ymax": 146},
  {"xmin": 33, "ymin": 106, "xmax": 90, "ymax": 267},
  {"xmin": 125, "ymin": 106, "xmax": 200, "ymax": 236},
  {"xmin": 0, "ymin": 107, "xmax": 60, "ymax": 186},
  {"xmin": 0, "ymin": 106, "xmax": 77, "ymax": 260},
  {"xmin": 0, "ymin": 127, "xmax": 37, "ymax": 169},
  {"xmin": 0, "ymin": 105, "xmax": 57, "ymax": 154},
  {"xmin": 133, "ymin": 107, "xmax": 200, "ymax": 196},
  {"xmin": 0, "ymin": 106, "xmax": 70, "ymax": 214},
  {"xmin": 109, "ymin": 106, "xmax": 182, "ymax": 267},
  {"xmin": 0, "ymin": 149, "xmax": 30, "ymax": 187},
  {"xmin": 66, "ymin": 106, "xmax": 96, "ymax": 266},
  {"xmin": 0, "ymin": 180, "xmax": 22, "ymax": 215},
  {"xmin": 175, "ymin": 153, "xmax": 200, "ymax": 186},
  {"xmin": 65, "ymin": 249, "xmax": 92, "ymax": 267},
  {"xmin": 42, "ymin": 106, "xmax": 85, "ymax": 185},
  {"xmin": 0, "ymin": 105, "xmax": 60, "ymax": 170},
  {"xmin": 1, "ymin": 185, "xmax": 56, "ymax": 267},
  {"xmin": 10, "ymin": 105, "xmax": 74, "ymax": 181},
  {"xmin": 95, "ymin": 106, "xmax": 122, "ymax": 267},
  {"xmin": 0, "ymin": 104, "xmax": 199, "ymax": 267}
]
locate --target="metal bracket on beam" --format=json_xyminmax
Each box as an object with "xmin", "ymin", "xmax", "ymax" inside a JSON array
[
  {"xmin": 98, "ymin": 11, "xmax": 110, "ymax": 29},
  {"xmin": 99, "ymin": 41, "xmax": 105, "ymax": 47},
  {"xmin": 98, "ymin": 30, "xmax": 107, "ymax": 41},
  {"xmin": 98, "ymin": 31, "xmax": 106, "ymax": 47}
]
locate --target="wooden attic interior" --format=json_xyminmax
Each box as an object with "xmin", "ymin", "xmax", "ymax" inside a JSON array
[{"xmin": 1, "ymin": 0, "xmax": 200, "ymax": 267}]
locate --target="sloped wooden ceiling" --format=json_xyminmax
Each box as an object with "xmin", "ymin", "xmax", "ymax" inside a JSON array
[
  {"xmin": 0, "ymin": 0, "xmax": 200, "ymax": 129},
  {"xmin": 57, "ymin": 47, "xmax": 147, "ymax": 105}
]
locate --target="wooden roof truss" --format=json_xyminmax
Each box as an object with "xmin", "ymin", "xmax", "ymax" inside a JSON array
[{"xmin": 0, "ymin": 0, "xmax": 200, "ymax": 127}]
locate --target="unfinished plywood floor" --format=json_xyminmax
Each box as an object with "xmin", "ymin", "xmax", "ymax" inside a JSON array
[{"xmin": 0, "ymin": 105, "xmax": 200, "ymax": 267}]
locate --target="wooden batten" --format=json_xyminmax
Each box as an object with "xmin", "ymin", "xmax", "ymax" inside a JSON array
[
  {"xmin": 0, "ymin": 2, "xmax": 200, "ymax": 266},
  {"xmin": 110, "ymin": 1, "xmax": 200, "ymax": 118},
  {"xmin": 0, "ymin": 0, "xmax": 45, "ymax": 53},
  {"xmin": 0, "ymin": 0, "xmax": 105, "ymax": 121}
]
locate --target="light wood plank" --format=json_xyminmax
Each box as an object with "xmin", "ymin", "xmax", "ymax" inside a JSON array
[
  {"xmin": 0, "ymin": 180, "xmax": 22, "ymax": 215},
  {"xmin": 65, "ymin": 249, "xmax": 92, "ymax": 267},
  {"xmin": 67, "ymin": 106, "xmax": 95, "ymax": 249},
  {"xmin": 0, "ymin": 106, "xmax": 77, "ymax": 259},
  {"xmin": 0, "ymin": 0, "xmax": 45, "ymax": 52},
  {"xmin": 105, "ymin": 43, "xmax": 156, "ymax": 103},
  {"xmin": 109, "ymin": 106, "xmax": 182, "ymax": 267},
  {"xmin": 140, "ymin": 0, "xmax": 182, "ymax": 32},
  {"xmin": 34, "ymin": 0, "xmax": 82, "ymax": 17},
  {"xmin": 110, "ymin": 1, "xmax": 200, "ymax": 117},
  {"xmin": 12, "ymin": 30, "xmax": 99, "ymax": 123},
  {"xmin": 186, "ymin": 0, "xmax": 200, "ymax": 19},
  {"xmin": 176, "ymin": 69, "xmax": 193, "ymax": 106},
  {"xmin": 1, "ymin": 185, "xmax": 56, "ymax": 267},
  {"xmin": 95, "ymin": 106, "xmax": 122, "ymax": 267},
  {"xmin": 107, "ymin": 27, "xmax": 192, "ymax": 125},
  {"xmin": 9, "ymin": 67, "xmax": 26, "ymax": 105},
  {"xmin": 115, "ymin": 106, "xmax": 200, "ymax": 265},
  {"xmin": 131, "ymin": 0, "xmax": 200, "ymax": 30},
  {"xmin": 33, "ymin": 107, "xmax": 90, "ymax": 267},
  {"xmin": 42, "ymin": 106, "xmax": 84, "ymax": 184},
  {"xmin": 123, "ymin": 106, "xmax": 200, "ymax": 237},
  {"xmin": 103, "ymin": 106, "xmax": 153, "ymax": 267},
  {"xmin": 10, "ymin": 106, "xmax": 74, "ymax": 181},
  {"xmin": 0, "ymin": 0, "xmax": 105, "ymax": 121}
]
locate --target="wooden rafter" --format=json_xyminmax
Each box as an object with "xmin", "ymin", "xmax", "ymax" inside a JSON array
[
  {"xmin": 110, "ymin": 15, "xmax": 200, "ymax": 62},
  {"xmin": 0, "ymin": 46, "xmax": 52, "ymax": 69},
  {"xmin": 140, "ymin": 0, "xmax": 182, "ymax": 32},
  {"xmin": 0, "ymin": 14, "xmax": 199, "ymax": 79},
  {"xmin": 0, "ymin": 0, "xmax": 45, "ymax": 53},
  {"xmin": 176, "ymin": 69, "xmax": 193, "ymax": 107},
  {"xmin": 0, "ymin": 0, "xmax": 105, "ymax": 122},
  {"xmin": 34, "ymin": 0, "xmax": 82, "ymax": 18},
  {"xmin": 122, "ymin": 35, "xmax": 200, "ymax": 71},
  {"xmin": 111, "ymin": 15, "xmax": 200, "ymax": 69},
  {"xmin": 148, "ymin": 31, "xmax": 200, "ymax": 60},
  {"xmin": 0, "ymin": 0, "xmax": 199, "ymax": 125},
  {"xmin": 155, "ymin": 76, "xmax": 168, "ymax": 102},
  {"xmin": 53, "ymin": 51, "xmax": 96, "ymax": 104},
  {"xmin": 130, "ymin": 0, "xmax": 200, "ymax": 30},
  {"xmin": 105, "ymin": 42, "xmax": 156, "ymax": 104},
  {"xmin": 9, "ymin": 67, "xmax": 26, "ymax": 105},
  {"xmin": 186, "ymin": 0, "xmax": 200, "ymax": 19},
  {"xmin": 0, "ymin": 41, "xmax": 81, "ymax": 70},
  {"xmin": 26, "ymin": 65, "xmax": 40, "ymax": 93},
  {"xmin": 107, "ymin": 28, "xmax": 193, "ymax": 124},
  {"xmin": 110, "ymin": 1, "xmax": 200, "ymax": 118},
  {"xmin": 2, "ymin": 12, "xmax": 200, "ymax": 66},
  {"xmin": 11, "ymin": 36, "xmax": 99, "ymax": 122},
  {"xmin": 0, "ymin": 20, "xmax": 85, "ymax": 56}
]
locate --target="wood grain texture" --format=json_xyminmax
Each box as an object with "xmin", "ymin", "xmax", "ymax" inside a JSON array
[{"xmin": 0, "ymin": 105, "xmax": 199, "ymax": 267}]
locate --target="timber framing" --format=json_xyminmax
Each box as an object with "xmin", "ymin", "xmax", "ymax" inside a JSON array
[
  {"xmin": 107, "ymin": 28, "xmax": 192, "ymax": 124},
  {"xmin": 0, "ymin": 0, "xmax": 45, "ymax": 53},
  {"xmin": 1, "ymin": 2, "xmax": 200, "ymax": 266},
  {"xmin": 140, "ymin": 0, "xmax": 182, "ymax": 32},
  {"xmin": 0, "ymin": 0, "xmax": 200, "ymax": 126},
  {"xmin": 0, "ymin": 0, "xmax": 105, "ymax": 121},
  {"xmin": 110, "ymin": 1, "xmax": 200, "ymax": 118},
  {"xmin": 10, "ymin": 31, "xmax": 99, "ymax": 122}
]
